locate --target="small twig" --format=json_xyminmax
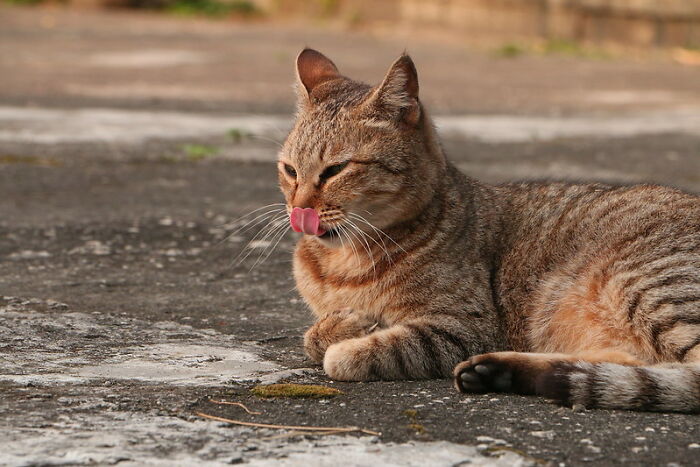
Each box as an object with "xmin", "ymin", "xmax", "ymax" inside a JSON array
[
  {"xmin": 194, "ymin": 411, "xmax": 380, "ymax": 436},
  {"xmin": 208, "ymin": 400, "xmax": 262, "ymax": 415},
  {"xmin": 261, "ymin": 429, "xmax": 344, "ymax": 441}
]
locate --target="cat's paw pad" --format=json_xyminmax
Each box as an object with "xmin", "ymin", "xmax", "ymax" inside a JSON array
[{"xmin": 453, "ymin": 355, "xmax": 514, "ymax": 394}]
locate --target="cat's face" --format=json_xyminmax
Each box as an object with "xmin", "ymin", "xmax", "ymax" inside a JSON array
[{"xmin": 278, "ymin": 49, "xmax": 443, "ymax": 247}]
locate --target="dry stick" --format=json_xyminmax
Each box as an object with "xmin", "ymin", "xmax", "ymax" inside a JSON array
[
  {"xmin": 262, "ymin": 429, "xmax": 345, "ymax": 441},
  {"xmin": 194, "ymin": 411, "xmax": 381, "ymax": 436},
  {"xmin": 208, "ymin": 400, "xmax": 262, "ymax": 415}
]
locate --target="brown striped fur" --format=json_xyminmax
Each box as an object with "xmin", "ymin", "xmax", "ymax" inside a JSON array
[{"xmin": 278, "ymin": 49, "xmax": 700, "ymax": 412}]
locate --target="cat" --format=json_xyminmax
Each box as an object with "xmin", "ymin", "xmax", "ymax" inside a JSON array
[{"xmin": 276, "ymin": 48, "xmax": 700, "ymax": 413}]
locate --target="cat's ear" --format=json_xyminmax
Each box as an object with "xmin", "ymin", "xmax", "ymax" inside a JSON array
[
  {"xmin": 295, "ymin": 48, "xmax": 341, "ymax": 100},
  {"xmin": 366, "ymin": 54, "xmax": 421, "ymax": 126}
]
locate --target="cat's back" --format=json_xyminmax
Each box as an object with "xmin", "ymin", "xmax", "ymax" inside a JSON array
[
  {"xmin": 494, "ymin": 181, "xmax": 700, "ymax": 351},
  {"xmin": 498, "ymin": 181, "xmax": 700, "ymax": 259}
]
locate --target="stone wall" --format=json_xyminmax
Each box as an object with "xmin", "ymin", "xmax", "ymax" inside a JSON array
[{"xmin": 264, "ymin": 0, "xmax": 700, "ymax": 48}]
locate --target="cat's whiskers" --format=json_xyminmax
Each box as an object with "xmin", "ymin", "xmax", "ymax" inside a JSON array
[
  {"xmin": 220, "ymin": 208, "xmax": 287, "ymax": 246},
  {"xmin": 343, "ymin": 219, "xmax": 377, "ymax": 279},
  {"xmin": 336, "ymin": 224, "xmax": 361, "ymax": 267},
  {"xmin": 217, "ymin": 204, "xmax": 287, "ymax": 246},
  {"xmin": 347, "ymin": 216, "xmax": 393, "ymax": 264},
  {"xmin": 221, "ymin": 203, "xmax": 287, "ymax": 229},
  {"xmin": 346, "ymin": 216, "xmax": 394, "ymax": 265},
  {"xmin": 232, "ymin": 214, "xmax": 288, "ymax": 268},
  {"xmin": 350, "ymin": 213, "xmax": 407, "ymax": 254},
  {"xmin": 252, "ymin": 219, "xmax": 291, "ymax": 270},
  {"xmin": 248, "ymin": 133, "xmax": 284, "ymax": 149},
  {"xmin": 240, "ymin": 217, "xmax": 288, "ymax": 269}
]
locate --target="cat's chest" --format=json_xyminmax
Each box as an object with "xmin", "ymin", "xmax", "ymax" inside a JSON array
[{"xmin": 293, "ymin": 243, "xmax": 395, "ymax": 317}]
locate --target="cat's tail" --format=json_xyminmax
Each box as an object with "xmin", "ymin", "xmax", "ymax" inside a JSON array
[{"xmin": 536, "ymin": 361, "xmax": 700, "ymax": 413}]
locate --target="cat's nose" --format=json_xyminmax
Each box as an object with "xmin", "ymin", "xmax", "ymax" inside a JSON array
[{"xmin": 291, "ymin": 183, "xmax": 317, "ymax": 210}]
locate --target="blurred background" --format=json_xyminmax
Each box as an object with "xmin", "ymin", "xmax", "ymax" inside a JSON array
[{"xmin": 2, "ymin": 3, "xmax": 700, "ymax": 464}]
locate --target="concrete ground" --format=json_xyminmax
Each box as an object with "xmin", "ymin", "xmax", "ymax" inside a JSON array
[{"xmin": 1, "ymin": 5, "xmax": 700, "ymax": 466}]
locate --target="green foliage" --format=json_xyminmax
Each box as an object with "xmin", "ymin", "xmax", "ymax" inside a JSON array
[
  {"xmin": 318, "ymin": 0, "xmax": 338, "ymax": 17},
  {"xmin": 227, "ymin": 128, "xmax": 249, "ymax": 144},
  {"xmin": 167, "ymin": 0, "xmax": 259, "ymax": 18},
  {"xmin": 181, "ymin": 144, "xmax": 219, "ymax": 161},
  {"xmin": 542, "ymin": 38, "xmax": 582, "ymax": 55},
  {"xmin": 495, "ymin": 42, "xmax": 526, "ymax": 58},
  {"xmin": 541, "ymin": 39, "xmax": 611, "ymax": 59},
  {"xmin": 0, "ymin": 154, "xmax": 61, "ymax": 166},
  {"xmin": 495, "ymin": 39, "xmax": 611, "ymax": 60},
  {"xmin": 346, "ymin": 9, "xmax": 363, "ymax": 27},
  {"xmin": 3, "ymin": 0, "xmax": 51, "ymax": 5}
]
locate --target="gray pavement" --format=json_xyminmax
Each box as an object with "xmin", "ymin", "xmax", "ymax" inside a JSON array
[{"xmin": 2, "ymin": 5, "xmax": 700, "ymax": 466}]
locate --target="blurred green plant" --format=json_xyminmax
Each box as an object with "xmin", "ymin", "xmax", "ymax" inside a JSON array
[
  {"xmin": 181, "ymin": 144, "xmax": 219, "ymax": 161},
  {"xmin": 495, "ymin": 39, "xmax": 611, "ymax": 60},
  {"xmin": 346, "ymin": 8, "xmax": 363, "ymax": 27},
  {"xmin": 166, "ymin": 0, "xmax": 259, "ymax": 17},
  {"xmin": 2, "ymin": 0, "xmax": 53, "ymax": 5},
  {"xmin": 542, "ymin": 38, "xmax": 583, "ymax": 55},
  {"xmin": 0, "ymin": 154, "xmax": 61, "ymax": 166},
  {"xmin": 540, "ymin": 38, "xmax": 611, "ymax": 59},
  {"xmin": 318, "ymin": 0, "xmax": 338, "ymax": 17},
  {"xmin": 495, "ymin": 42, "xmax": 526, "ymax": 58},
  {"xmin": 226, "ymin": 128, "xmax": 250, "ymax": 144}
]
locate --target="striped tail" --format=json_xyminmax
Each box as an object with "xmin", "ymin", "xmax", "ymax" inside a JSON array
[{"xmin": 537, "ymin": 362, "xmax": 700, "ymax": 413}]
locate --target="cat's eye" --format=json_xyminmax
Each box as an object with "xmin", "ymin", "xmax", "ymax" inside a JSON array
[
  {"xmin": 283, "ymin": 163, "xmax": 297, "ymax": 178},
  {"xmin": 320, "ymin": 161, "xmax": 349, "ymax": 182}
]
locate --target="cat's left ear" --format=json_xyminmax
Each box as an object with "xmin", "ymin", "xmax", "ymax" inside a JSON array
[
  {"xmin": 365, "ymin": 54, "xmax": 421, "ymax": 127},
  {"xmin": 295, "ymin": 48, "xmax": 342, "ymax": 101}
]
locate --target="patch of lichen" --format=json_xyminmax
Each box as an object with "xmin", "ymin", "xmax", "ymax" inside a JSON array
[
  {"xmin": 407, "ymin": 423, "xmax": 425, "ymax": 434},
  {"xmin": 403, "ymin": 409, "xmax": 426, "ymax": 434},
  {"xmin": 0, "ymin": 155, "xmax": 61, "ymax": 167},
  {"xmin": 250, "ymin": 383, "xmax": 343, "ymax": 399}
]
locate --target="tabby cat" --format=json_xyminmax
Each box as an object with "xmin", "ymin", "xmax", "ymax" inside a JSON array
[{"xmin": 276, "ymin": 48, "xmax": 700, "ymax": 412}]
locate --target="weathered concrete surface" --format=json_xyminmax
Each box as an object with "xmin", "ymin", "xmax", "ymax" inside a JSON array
[{"xmin": 2, "ymin": 5, "xmax": 700, "ymax": 466}]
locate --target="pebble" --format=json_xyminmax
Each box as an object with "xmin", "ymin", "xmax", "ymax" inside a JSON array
[
  {"xmin": 529, "ymin": 430, "xmax": 555, "ymax": 439},
  {"xmin": 47, "ymin": 300, "xmax": 69, "ymax": 310},
  {"xmin": 476, "ymin": 436, "xmax": 507, "ymax": 445},
  {"xmin": 69, "ymin": 240, "xmax": 111, "ymax": 256},
  {"xmin": 9, "ymin": 250, "xmax": 52, "ymax": 260}
]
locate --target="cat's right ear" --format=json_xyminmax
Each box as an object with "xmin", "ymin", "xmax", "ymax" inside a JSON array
[
  {"xmin": 361, "ymin": 54, "xmax": 421, "ymax": 127},
  {"xmin": 295, "ymin": 48, "xmax": 341, "ymax": 102}
]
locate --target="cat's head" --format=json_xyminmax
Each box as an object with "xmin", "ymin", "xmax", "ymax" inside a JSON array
[{"xmin": 279, "ymin": 49, "xmax": 445, "ymax": 247}]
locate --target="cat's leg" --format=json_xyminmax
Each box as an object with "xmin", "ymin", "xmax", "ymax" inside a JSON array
[
  {"xmin": 322, "ymin": 316, "xmax": 485, "ymax": 381},
  {"xmin": 304, "ymin": 308, "xmax": 379, "ymax": 363},
  {"xmin": 454, "ymin": 350, "xmax": 643, "ymax": 395}
]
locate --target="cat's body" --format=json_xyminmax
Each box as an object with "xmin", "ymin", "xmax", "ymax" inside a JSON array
[{"xmin": 279, "ymin": 49, "xmax": 700, "ymax": 412}]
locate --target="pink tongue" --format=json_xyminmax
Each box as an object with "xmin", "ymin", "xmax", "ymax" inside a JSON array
[{"xmin": 290, "ymin": 207, "xmax": 326, "ymax": 236}]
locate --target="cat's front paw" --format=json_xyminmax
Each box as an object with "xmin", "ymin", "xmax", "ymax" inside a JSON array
[
  {"xmin": 303, "ymin": 309, "xmax": 377, "ymax": 363},
  {"xmin": 323, "ymin": 339, "xmax": 373, "ymax": 381}
]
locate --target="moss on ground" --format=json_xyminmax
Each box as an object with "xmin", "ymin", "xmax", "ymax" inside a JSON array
[{"xmin": 251, "ymin": 383, "xmax": 343, "ymax": 399}]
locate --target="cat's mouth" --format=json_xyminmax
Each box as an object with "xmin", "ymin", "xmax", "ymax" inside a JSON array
[{"xmin": 318, "ymin": 227, "xmax": 340, "ymax": 240}]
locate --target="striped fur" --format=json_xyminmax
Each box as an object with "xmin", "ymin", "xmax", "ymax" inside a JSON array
[{"xmin": 279, "ymin": 49, "xmax": 700, "ymax": 412}]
